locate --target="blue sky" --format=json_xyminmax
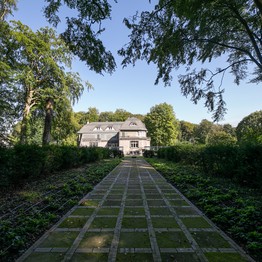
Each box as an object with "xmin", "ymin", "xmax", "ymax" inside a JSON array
[{"xmin": 10, "ymin": 0, "xmax": 262, "ymax": 126}]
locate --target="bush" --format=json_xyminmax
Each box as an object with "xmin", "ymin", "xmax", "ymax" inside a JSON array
[
  {"xmin": 157, "ymin": 144, "xmax": 262, "ymax": 189},
  {"xmin": 143, "ymin": 150, "xmax": 155, "ymax": 158},
  {"xmin": 0, "ymin": 145, "xmax": 113, "ymax": 188}
]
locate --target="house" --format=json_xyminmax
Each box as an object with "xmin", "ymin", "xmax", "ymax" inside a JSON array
[{"xmin": 77, "ymin": 117, "xmax": 150, "ymax": 155}]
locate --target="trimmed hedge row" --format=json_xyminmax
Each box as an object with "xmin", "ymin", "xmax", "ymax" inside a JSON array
[
  {"xmin": 157, "ymin": 144, "xmax": 262, "ymax": 189},
  {"xmin": 0, "ymin": 145, "xmax": 112, "ymax": 187}
]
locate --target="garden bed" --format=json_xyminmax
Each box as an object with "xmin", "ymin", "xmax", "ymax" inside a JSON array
[
  {"xmin": 147, "ymin": 158, "xmax": 262, "ymax": 261},
  {"xmin": 0, "ymin": 158, "xmax": 121, "ymax": 261}
]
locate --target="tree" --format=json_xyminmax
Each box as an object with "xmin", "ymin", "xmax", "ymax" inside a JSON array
[
  {"xmin": 207, "ymin": 131, "xmax": 237, "ymax": 146},
  {"xmin": 179, "ymin": 120, "xmax": 197, "ymax": 142},
  {"xmin": 236, "ymin": 110, "xmax": 262, "ymax": 144},
  {"xmin": 0, "ymin": 21, "xmax": 86, "ymax": 145},
  {"xmin": 2, "ymin": 0, "xmax": 116, "ymax": 74},
  {"xmin": 113, "ymin": 109, "xmax": 131, "ymax": 121},
  {"xmin": 0, "ymin": 0, "xmax": 17, "ymax": 21},
  {"xmin": 99, "ymin": 111, "xmax": 115, "ymax": 122},
  {"xmin": 144, "ymin": 103, "xmax": 179, "ymax": 146},
  {"xmin": 119, "ymin": 0, "xmax": 262, "ymax": 121},
  {"xmin": 194, "ymin": 119, "xmax": 217, "ymax": 144},
  {"xmin": 87, "ymin": 107, "xmax": 99, "ymax": 122}
]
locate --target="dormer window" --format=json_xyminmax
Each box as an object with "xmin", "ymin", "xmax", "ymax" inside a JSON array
[
  {"xmin": 106, "ymin": 126, "xmax": 114, "ymax": 131},
  {"xmin": 130, "ymin": 122, "xmax": 137, "ymax": 126},
  {"xmin": 94, "ymin": 126, "xmax": 101, "ymax": 131}
]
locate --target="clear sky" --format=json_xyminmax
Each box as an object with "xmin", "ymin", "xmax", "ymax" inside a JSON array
[{"xmin": 10, "ymin": 0, "xmax": 262, "ymax": 126}]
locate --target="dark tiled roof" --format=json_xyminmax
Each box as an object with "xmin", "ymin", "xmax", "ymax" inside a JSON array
[
  {"xmin": 78, "ymin": 117, "xmax": 147, "ymax": 133},
  {"xmin": 120, "ymin": 117, "xmax": 147, "ymax": 131}
]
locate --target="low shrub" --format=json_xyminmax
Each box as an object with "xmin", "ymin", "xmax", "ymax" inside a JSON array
[
  {"xmin": 143, "ymin": 150, "xmax": 155, "ymax": 158},
  {"xmin": 157, "ymin": 144, "xmax": 262, "ymax": 189},
  {"xmin": 0, "ymin": 145, "xmax": 113, "ymax": 188}
]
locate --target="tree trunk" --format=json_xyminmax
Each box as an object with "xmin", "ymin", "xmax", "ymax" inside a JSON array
[
  {"xmin": 20, "ymin": 90, "xmax": 33, "ymax": 144},
  {"xmin": 42, "ymin": 98, "xmax": 54, "ymax": 145}
]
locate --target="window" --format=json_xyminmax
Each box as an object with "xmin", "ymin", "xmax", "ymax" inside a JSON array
[
  {"xmin": 130, "ymin": 141, "xmax": 139, "ymax": 148},
  {"xmin": 122, "ymin": 132, "xmax": 125, "ymax": 137},
  {"xmin": 90, "ymin": 142, "xmax": 98, "ymax": 147},
  {"xmin": 106, "ymin": 126, "xmax": 113, "ymax": 130},
  {"xmin": 94, "ymin": 126, "xmax": 101, "ymax": 131},
  {"xmin": 130, "ymin": 122, "xmax": 137, "ymax": 126},
  {"xmin": 97, "ymin": 134, "xmax": 101, "ymax": 140}
]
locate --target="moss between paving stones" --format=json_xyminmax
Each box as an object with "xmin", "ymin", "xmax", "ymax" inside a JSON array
[
  {"xmin": 97, "ymin": 207, "xmax": 120, "ymax": 215},
  {"xmin": 121, "ymin": 217, "xmax": 148, "ymax": 228},
  {"xmin": 58, "ymin": 217, "xmax": 88, "ymax": 228},
  {"xmin": 118, "ymin": 232, "xmax": 151, "ymax": 248},
  {"xmin": 151, "ymin": 217, "xmax": 180, "ymax": 228},
  {"xmin": 204, "ymin": 252, "xmax": 249, "ymax": 262},
  {"xmin": 150, "ymin": 207, "xmax": 172, "ymax": 216},
  {"xmin": 164, "ymin": 193, "xmax": 180, "ymax": 199},
  {"xmin": 106, "ymin": 194, "xmax": 123, "ymax": 200},
  {"xmin": 39, "ymin": 231, "xmax": 79, "ymax": 248},
  {"xmin": 147, "ymin": 199, "xmax": 167, "ymax": 206},
  {"xmin": 103, "ymin": 199, "xmax": 122, "ymax": 206},
  {"xmin": 71, "ymin": 253, "xmax": 108, "ymax": 262},
  {"xmin": 89, "ymin": 217, "xmax": 117, "ymax": 228},
  {"xmin": 169, "ymin": 199, "xmax": 190, "ymax": 206},
  {"xmin": 156, "ymin": 231, "xmax": 191, "ymax": 248},
  {"xmin": 78, "ymin": 232, "xmax": 114, "ymax": 248},
  {"xmin": 192, "ymin": 231, "xmax": 231, "ymax": 248},
  {"xmin": 24, "ymin": 252, "xmax": 65, "ymax": 262},
  {"xmin": 71, "ymin": 208, "xmax": 95, "ymax": 216},
  {"xmin": 126, "ymin": 194, "xmax": 142, "ymax": 199},
  {"xmin": 116, "ymin": 253, "xmax": 153, "ymax": 261},
  {"xmin": 161, "ymin": 252, "xmax": 201, "ymax": 262},
  {"xmin": 124, "ymin": 207, "xmax": 145, "ymax": 216},
  {"xmin": 125, "ymin": 199, "xmax": 144, "ymax": 206},
  {"xmin": 80, "ymin": 200, "xmax": 100, "ymax": 207},
  {"xmin": 181, "ymin": 217, "xmax": 212, "ymax": 228},
  {"xmin": 174, "ymin": 207, "xmax": 198, "ymax": 215}
]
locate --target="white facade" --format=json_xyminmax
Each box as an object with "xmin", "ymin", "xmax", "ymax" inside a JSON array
[{"xmin": 78, "ymin": 117, "xmax": 150, "ymax": 155}]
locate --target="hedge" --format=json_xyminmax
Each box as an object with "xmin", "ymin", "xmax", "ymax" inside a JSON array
[
  {"xmin": 0, "ymin": 145, "xmax": 112, "ymax": 188},
  {"xmin": 156, "ymin": 144, "xmax": 262, "ymax": 189}
]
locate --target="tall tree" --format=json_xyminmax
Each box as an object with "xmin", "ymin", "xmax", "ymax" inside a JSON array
[
  {"xmin": 1, "ymin": 21, "xmax": 86, "ymax": 145},
  {"xmin": 87, "ymin": 107, "xmax": 99, "ymax": 122},
  {"xmin": 119, "ymin": 0, "xmax": 262, "ymax": 121},
  {"xmin": 113, "ymin": 109, "xmax": 131, "ymax": 121},
  {"xmin": 236, "ymin": 110, "xmax": 262, "ymax": 144},
  {"xmin": 194, "ymin": 119, "xmax": 218, "ymax": 144},
  {"xmin": 1, "ymin": 0, "xmax": 116, "ymax": 73},
  {"xmin": 144, "ymin": 103, "xmax": 179, "ymax": 146},
  {"xmin": 0, "ymin": 0, "xmax": 17, "ymax": 21},
  {"xmin": 179, "ymin": 120, "xmax": 197, "ymax": 142}
]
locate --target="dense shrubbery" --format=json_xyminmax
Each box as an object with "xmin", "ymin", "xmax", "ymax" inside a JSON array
[
  {"xmin": 157, "ymin": 143, "xmax": 262, "ymax": 189},
  {"xmin": 0, "ymin": 145, "xmax": 112, "ymax": 188},
  {"xmin": 143, "ymin": 150, "xmax": 155, "ymax": 158}
]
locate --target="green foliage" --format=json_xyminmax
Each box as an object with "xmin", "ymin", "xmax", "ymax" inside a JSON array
[
  {"xmin": 158, "ymin": 144, "xmax": 204, "ymax": 165},
  {"xmin": 143, "ymin": 149, "xmax": 155, "ymax": 158},
  {"xmin": 207, "ymin": 131, "xmax": 237, "ymax": 146},
  {"xmin": 144, "ymin": 103, "xmax": 179, "ymax": 146},
  {"xmin": 1, "ymin": 21, "xmax": 87, "ymax": 145},
  {"xmin": 0, "ymin": 145, "xmax": 114, "ymax": 188},
  {"xmin": 119, "ymin": 0, "xmax": 262, "ymax": 121},
  {"xmin": 236, "ymin": 110, "xmax": 262, "ymax": 144},
  {"xmin": 0, "ymin": 159, "xmax": 120, "ymax": 260},
  {"xmin": 179, "ymin": 120, "xmax": 197, "ymax": 142},
  {"xmin": 157, "ymin": 144, "xmax": 262, "ymax": 189},
  {"xmin": 147, "ymin": 158, "xmax": 262, "ymax": 260}
]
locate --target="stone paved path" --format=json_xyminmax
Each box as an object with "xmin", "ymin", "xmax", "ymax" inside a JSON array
[{"xmin": 18, "ymin": 159, "xmax": 254, "ymax": 262}]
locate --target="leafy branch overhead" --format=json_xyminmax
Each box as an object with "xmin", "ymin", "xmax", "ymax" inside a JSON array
[
  {"xmin": 43, "ymin": 0, "xmax": 116, "ymax": 74},
  {"xmin": 119, "ymin": 0, "xmax": 262, "ymax": 121}
]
